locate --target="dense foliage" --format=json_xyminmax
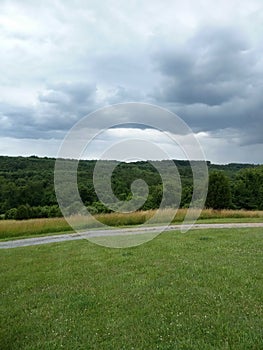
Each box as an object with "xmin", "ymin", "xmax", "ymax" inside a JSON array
[
  {"xmin": 205, "ymin": 171, "xmax": 232, "ymax": 209},
  {"xmin": 0, "ymin": 155, "xmax": 262, "ymax": 219}
]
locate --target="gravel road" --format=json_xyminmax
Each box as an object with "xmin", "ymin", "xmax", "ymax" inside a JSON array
[{"xmin": 0, "ymin": 223, "xmax": 263, "ymax": 249}]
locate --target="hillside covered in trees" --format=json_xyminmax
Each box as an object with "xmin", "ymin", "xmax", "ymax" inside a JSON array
[{"xmin": 0, "ymin": 155, "xmax": 262, "ymax": 220}]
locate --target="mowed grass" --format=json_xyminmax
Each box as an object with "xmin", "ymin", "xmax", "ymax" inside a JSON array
[
  {"xmin": 0, "ymin": 228, "xmax": 263, "ymax": 349},
  {"xmin": 1, "ymin": 209, "xmax": 263, "ymax": 240}
]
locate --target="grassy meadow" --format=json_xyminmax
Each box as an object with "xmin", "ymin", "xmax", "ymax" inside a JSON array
[
  {"xmin": 1, "ymin": 209, "xmax": 263, "ymax": 240},
  {"xmin": 0, "ymin": 227, "xmax": 262, "ymax": 349}
]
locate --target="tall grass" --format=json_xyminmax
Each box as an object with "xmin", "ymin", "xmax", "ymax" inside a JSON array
[
  {"xmin": 1, "ymin": 209, "xmax": 263, "ymax": 240},
  {"xmin": 0, "ymin": 217, "xmax": 72, "ymax": 239}
]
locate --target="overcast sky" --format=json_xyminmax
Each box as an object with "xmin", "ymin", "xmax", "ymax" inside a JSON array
[{"xmin": 0, "ymin": 0, "xmax": 262, "ymax": 163}]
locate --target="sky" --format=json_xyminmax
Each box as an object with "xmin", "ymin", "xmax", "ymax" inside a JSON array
[{"xmin": 0, "ymin": 0, "xmax": 262, "ymax": 164}]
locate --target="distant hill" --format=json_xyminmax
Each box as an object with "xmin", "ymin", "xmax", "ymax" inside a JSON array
[{"xmin": 0, "ymin": 155, "xmax": 262, "ymax": 219}]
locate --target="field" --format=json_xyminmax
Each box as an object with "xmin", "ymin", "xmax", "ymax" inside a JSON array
[
  {"xmin": 1, "ymin": 209, "xmax": 263, "ymax": 240},
  {"xmin": 1, "ymin": 228, "xmax": 263, "ymax": 349}
]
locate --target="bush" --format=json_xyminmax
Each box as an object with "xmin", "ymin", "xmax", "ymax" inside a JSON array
[
  {"xmin": 16, "ymin": 205, "xmax": 31, "ymax": 220},
  {"xmin": 5, "ymin": 208, "xmax": 18, "ymax": 220}
]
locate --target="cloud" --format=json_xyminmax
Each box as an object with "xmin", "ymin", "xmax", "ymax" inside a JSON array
[
  {"xmin": 0, "ymin": 137, "xmax": 61, "ymax": 157},
  {"xmin": 153, "ymin": 25, "xmax": 258, "ymax": 105},
  {"xmin": 0, "ymin": 0, "xmax": 263, "ymax": 161},
  {"xmin": 0, "ymin": 81, "xmax": 98, "ymax": 139},
  {"xmin": 35, "ymin": 81, "xmax": 97, "ymax": 129},
  {"xmin": 151, "ymin": 25, "xmax": 263, "ymax": 146}
]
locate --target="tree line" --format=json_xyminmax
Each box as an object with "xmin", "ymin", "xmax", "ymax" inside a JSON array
[{"xmin": 0, "ymin": 156, "xmax": 262, "ymax": 220}]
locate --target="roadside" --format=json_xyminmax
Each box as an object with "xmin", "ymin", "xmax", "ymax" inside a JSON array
[
  {"xmin": 1, "ymin": 217, "xmax": 263, "ymax": 242},
  {"xmin": 1, "ymin": 222, "xmax": 263, "ymax": 249}
]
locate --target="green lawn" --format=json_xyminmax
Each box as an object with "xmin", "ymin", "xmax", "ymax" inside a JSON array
[{"xmin": 0, "ymin": 228, "xmax": 263, "ymax": 349}]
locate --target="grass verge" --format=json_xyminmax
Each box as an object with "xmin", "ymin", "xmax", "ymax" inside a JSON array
[
  {"xmin": 1, "ymin": 209, "xmax": 263, "ymax": 241},
  {"xmin": 0, "ymin": 228, "xmax": 262, "ymax": 349}
]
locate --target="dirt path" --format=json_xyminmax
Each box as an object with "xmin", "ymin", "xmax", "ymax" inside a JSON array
[{"xmin": 1, "ymin": 223, "xmax": 263, "ymax": 249}]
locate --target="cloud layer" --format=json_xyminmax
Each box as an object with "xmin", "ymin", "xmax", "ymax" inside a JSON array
[{"xmin": 0, "ymin": 0, "xmax": 262, "ymax": 162}]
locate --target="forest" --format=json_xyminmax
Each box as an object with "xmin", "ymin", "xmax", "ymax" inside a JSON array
[{"xmin": 0, "ymin": 155, "xmax": 262, "ymax": 220}]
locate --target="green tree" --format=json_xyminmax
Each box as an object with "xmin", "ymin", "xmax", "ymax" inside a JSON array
[
  {"xmin": 232, "ymin": 166, "xmax": 263, "ymax": 210},
  {"xmin": 205, "ymin": 171, "xmax": 232, "ymax": 209}
]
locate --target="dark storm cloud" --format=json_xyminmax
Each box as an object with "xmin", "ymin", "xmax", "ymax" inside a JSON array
[
  {"xmin": 0, "ymin": 103, "xmax": 36, "ymax": 138},
  {"xmin": 0, "ymin": 82, "xmax": 148, "ymax": 140},
  {"xmin": 152, "ymin": 25, "xmax": 263, "ymax": 145},
  {"xmin": 154, "ymin": 26, "xmax": 257, "ymax": 106},
  {"xmin": 0, "ymin": 81, "xmax": 98, "ymax": 139}
]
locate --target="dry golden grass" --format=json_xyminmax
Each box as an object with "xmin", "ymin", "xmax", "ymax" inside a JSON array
[
  {"xmin": 1, "ymin": 209, "xmax": 263, "ymax": 240},
  {"xmin": 199, "ymin": 208, "xmax": 263, "ymax": 219},
  {"xmin": 0, "ymin": 217, "xmax": 71, "ymax": 239}
]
